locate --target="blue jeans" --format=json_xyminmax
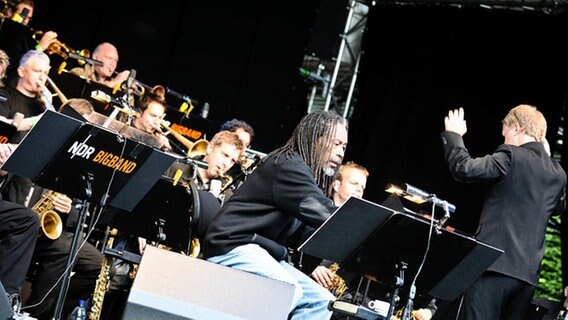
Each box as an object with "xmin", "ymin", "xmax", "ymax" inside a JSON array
[{"xmin": 208, "ymin": 244, "xmax": 334, "ymax": 320}]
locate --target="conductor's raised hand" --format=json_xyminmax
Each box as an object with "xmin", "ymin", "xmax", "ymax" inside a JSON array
[{"xmin": 444, "ymin": 107, "xmax": 467, "ymax": 136}]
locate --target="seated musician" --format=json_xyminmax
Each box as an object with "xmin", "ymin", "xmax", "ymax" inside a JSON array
[
  {"xmin": 70, "ymin": 42, "xmax": 130, "ymax": 89},
  {"xmin": 130, "ymin": 84, "xmax": 172, "ymax": 151},
  {"xmin": 218, "ymin": 118, "xmax": 258, "ymax": 195},
  {"xmin": 203, "ymin": 110, "xmax": 346, "ymax": 320},
  {"xmin": 220, "ymin": 118, "xmax": 254, "ymax": 149},
  {"xmin": 0, "ymin": 48, "xmax": 40, "ymax": 320},
  {"xmin": 167, "ymin": 130, "xmax": 244, "ymax": 201},
  {"xmin": 0, "ymin": 50, "xmax": 52, "ymax": 139},
  {"xmin": 0, "ymin": 51, "xmax": 103, "ymax": 320},
  {"xmin": 298, "ymin": 162, "xmax": 437, "ymax": 320}
]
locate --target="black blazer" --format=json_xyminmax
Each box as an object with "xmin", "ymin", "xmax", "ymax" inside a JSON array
[
  {"xmin": 441, "ymin": 131, "xmax": 566, "ymax": 286},
  {"xmin": 203, "ymin": 151, "xmax": 337, "ymax": 259}
]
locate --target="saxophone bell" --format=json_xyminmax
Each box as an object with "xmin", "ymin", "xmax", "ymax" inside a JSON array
[{"xmin": 32, "ymin": 190, "xmax": 64, "ymax": 240}]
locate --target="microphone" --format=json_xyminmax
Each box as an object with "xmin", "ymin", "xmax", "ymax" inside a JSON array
[
  {"xmin": 126, "ymin": 69, "xmax": 137, "ymax": 89},
  {"xmin": 201, "ymin": 102, "xmax": 209, "ymax": 119},
  {"xmin": 0, "ymin": 93, "xmax": 6, "ymax": 103},
  {"xmin": 68, "ymin": 53, "xmax": 103, "ymax": 66},
  {"xmin": 403, "ymin": 183, "xmax": 456, "ymax": 214},
  {"xmin": 11, "ymin": 7, "xmax": 29, "ymax": 23},
  {"xmin": 166, "ymin": 87, "xmax": 198, "ymax": 105},
  {"xmin": 403, "ymin": 183, "xmax": 432, "ymax": 202}
]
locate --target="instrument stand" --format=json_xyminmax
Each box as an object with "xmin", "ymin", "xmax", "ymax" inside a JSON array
[
  {"xmin": 155, "ymin": 218, "xmax": 167, "ymax": 246},
  {"xmin": 52, "ymin": 175, "xmax": 93, "ymax": 320},
  {"xmin": 386, "ymin": 262, "xmax": 406, "ymax": 320}
]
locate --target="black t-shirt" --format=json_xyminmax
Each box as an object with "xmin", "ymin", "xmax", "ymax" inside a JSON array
[{"xmin": 0, "ymin": 85, "xmax": 44, "ymax": 143}]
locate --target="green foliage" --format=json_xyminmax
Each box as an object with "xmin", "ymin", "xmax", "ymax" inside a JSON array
[{"xmin": 536, "ymin": 215, "xmax": 563, "ymax": 302}]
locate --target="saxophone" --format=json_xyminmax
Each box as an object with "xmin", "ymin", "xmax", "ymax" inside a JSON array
[
  {"xmin": 88, "ymin": 229, "xmax": 117, "ymax": 320},
  {"xmin": 32, "ymin": 190, "xmax": 63, "ymax": 240},
  {"xmin": 328, "ymin": 263, "xmax": 348, "ymax": 298},
  {"xmin": 393, "ymin": 308, "xmax": 418, "ymax": 320}
]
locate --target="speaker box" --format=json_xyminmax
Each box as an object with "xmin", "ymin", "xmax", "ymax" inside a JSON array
[{"xmin": 122, "ymin": 246, "xmax": 295, "ymax": 320}]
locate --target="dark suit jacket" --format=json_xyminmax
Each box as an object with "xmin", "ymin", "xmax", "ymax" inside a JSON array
[{"xmin": 441, "ymin": 131, "xmax": 566, "ymax": 286}]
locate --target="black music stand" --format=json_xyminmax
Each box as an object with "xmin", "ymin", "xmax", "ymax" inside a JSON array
[
  {"xmin": 299, "ymin": 197, "xmax": 503, "ymax": 320},
  {"xmin": 3, "ymin": 110, "xmax": 176, "ymax": 211},
  {"xmin": 0, "ymin": 120, "xmax": 17, "ymax": 144},
  {"xmin": 1, "ymin": 110, "xmax": 176, "ymax": 319},
  {"xmin": 108, "ymin": 176, "xmax": 221, "ymax": 254}
]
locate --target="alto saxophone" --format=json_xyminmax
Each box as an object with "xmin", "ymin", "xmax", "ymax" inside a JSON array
[
  {"xmin": 88, "ymin": 228, "xmax": 117, "ymax": 320},
  {"xmin": 32, "ymin": 190, "xmax": 63, "ymax": 240},
  {"xmin": 328, "ymin": 263, "xmax": 348, "ymax": 298}
]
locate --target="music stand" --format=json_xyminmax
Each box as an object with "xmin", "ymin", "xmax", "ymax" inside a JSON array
[
  {"xmin": 1, "ymin": 110, "xmax": 176, "ymax": 319},
  {"xmin": 299, "ymin": 197, "xmax": 503, "ymax": 319},
  {"xmin": 3, "ymin": 110, "xmax": 175, "ymax": 211},
  {"xmin": 0, "ymin": 120, "xmax": 17, "ymax": 144}
]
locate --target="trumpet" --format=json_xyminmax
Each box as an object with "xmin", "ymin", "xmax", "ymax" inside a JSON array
[{"xmin": 32, "ymin": 30, "xmax": 90, "ymax": 64}]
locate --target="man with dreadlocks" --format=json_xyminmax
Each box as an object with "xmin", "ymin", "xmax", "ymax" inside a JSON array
[{"xmin": 203, "ymin": 110, "xmax": 348, "ymax": 319}]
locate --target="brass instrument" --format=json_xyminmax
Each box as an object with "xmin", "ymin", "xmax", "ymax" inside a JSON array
[
  {"xmin": 189, "ymin": 238, "xmax": 201, "ymax": 258},
  {"xmin": 241, "ymin": 148, "xmax": 266, "ymax": 174},
  {"xmin": 392, "ymin": 308, "xmax": 419, "ymax": 320},
  {"xmin": 328, "ymin": 263, "xmax": 348, "ymax": 298},
  {"xmin": 46, "ymin": 76, "xmax": 68, "ymax": 106},
  {"xmin": 57, "ymin": 61, "xmax": 70, "ymax": 75},
  {"xmin": 112, "ymin": 79, "xmax": 147, "ymax": 97},
  {"xmin": 32, "ymin": 30, "xmax": 90, "ymax": 64},
  {"xmin": 88, "ymin": 228, "xmax": 117, "ymax": 320},
  {"xmin": 160, "ymin": 122, "xmax": 209, "ymax": 158},
  {"xmin": 219, "ymin": 173, "xmax": 233, "ymax": 192},
  {"xmin": 31, "ymin": 190, "xmax": 63, "ymax": 240}
]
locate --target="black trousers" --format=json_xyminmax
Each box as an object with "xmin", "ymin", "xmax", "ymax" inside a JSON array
[
  {"xmin": 25, "ymin": 231, "xmax": 103, "ymax": 320},
  {"xmin": 460, "ymin": 271, "xmax": 534, "ymax": 320},
  {"xmin": 0, "ymin": 200, "xmax": 39, "ymax": 295}
]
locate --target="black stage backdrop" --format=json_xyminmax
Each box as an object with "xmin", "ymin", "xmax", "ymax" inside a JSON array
[{"xmin": 30, "ymin": 0, "xmax": 320, "ymax": 152}]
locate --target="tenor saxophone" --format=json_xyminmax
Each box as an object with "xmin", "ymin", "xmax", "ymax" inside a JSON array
[
  {"xmin": 88, "ymin": 229, "xmax": 117, "ymax": 320},
  {"xmin": 31, "ymin": 190, "xmax": 63, "ymax": 240}
]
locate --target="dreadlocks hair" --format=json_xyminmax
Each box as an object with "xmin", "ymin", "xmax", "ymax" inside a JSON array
[{"xmin": 275, "ymin": 110, "xmax": 347, "ymax": 196}]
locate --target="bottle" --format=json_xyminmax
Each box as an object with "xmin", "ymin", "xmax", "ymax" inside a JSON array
[{"xmin": 70, "ymin": 299, "xmax": 87, "ymax": 320}]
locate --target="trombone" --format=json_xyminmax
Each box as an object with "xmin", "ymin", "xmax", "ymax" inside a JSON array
[
  {"xmin": 46, "ymin": 76, "xmax": 69, "ymax": 106},
  {"xmin": 160, "ymin": 121, "xmax": 209, "ymax": 158}
]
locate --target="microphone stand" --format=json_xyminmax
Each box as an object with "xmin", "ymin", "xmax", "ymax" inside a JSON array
[
  {"xmin": 52, "ymin": 174, "xmax": 93, "ymax": 320},
  {"xmin": 428, "ymin": 195, "xmax": 452, "ymax": 232}
]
